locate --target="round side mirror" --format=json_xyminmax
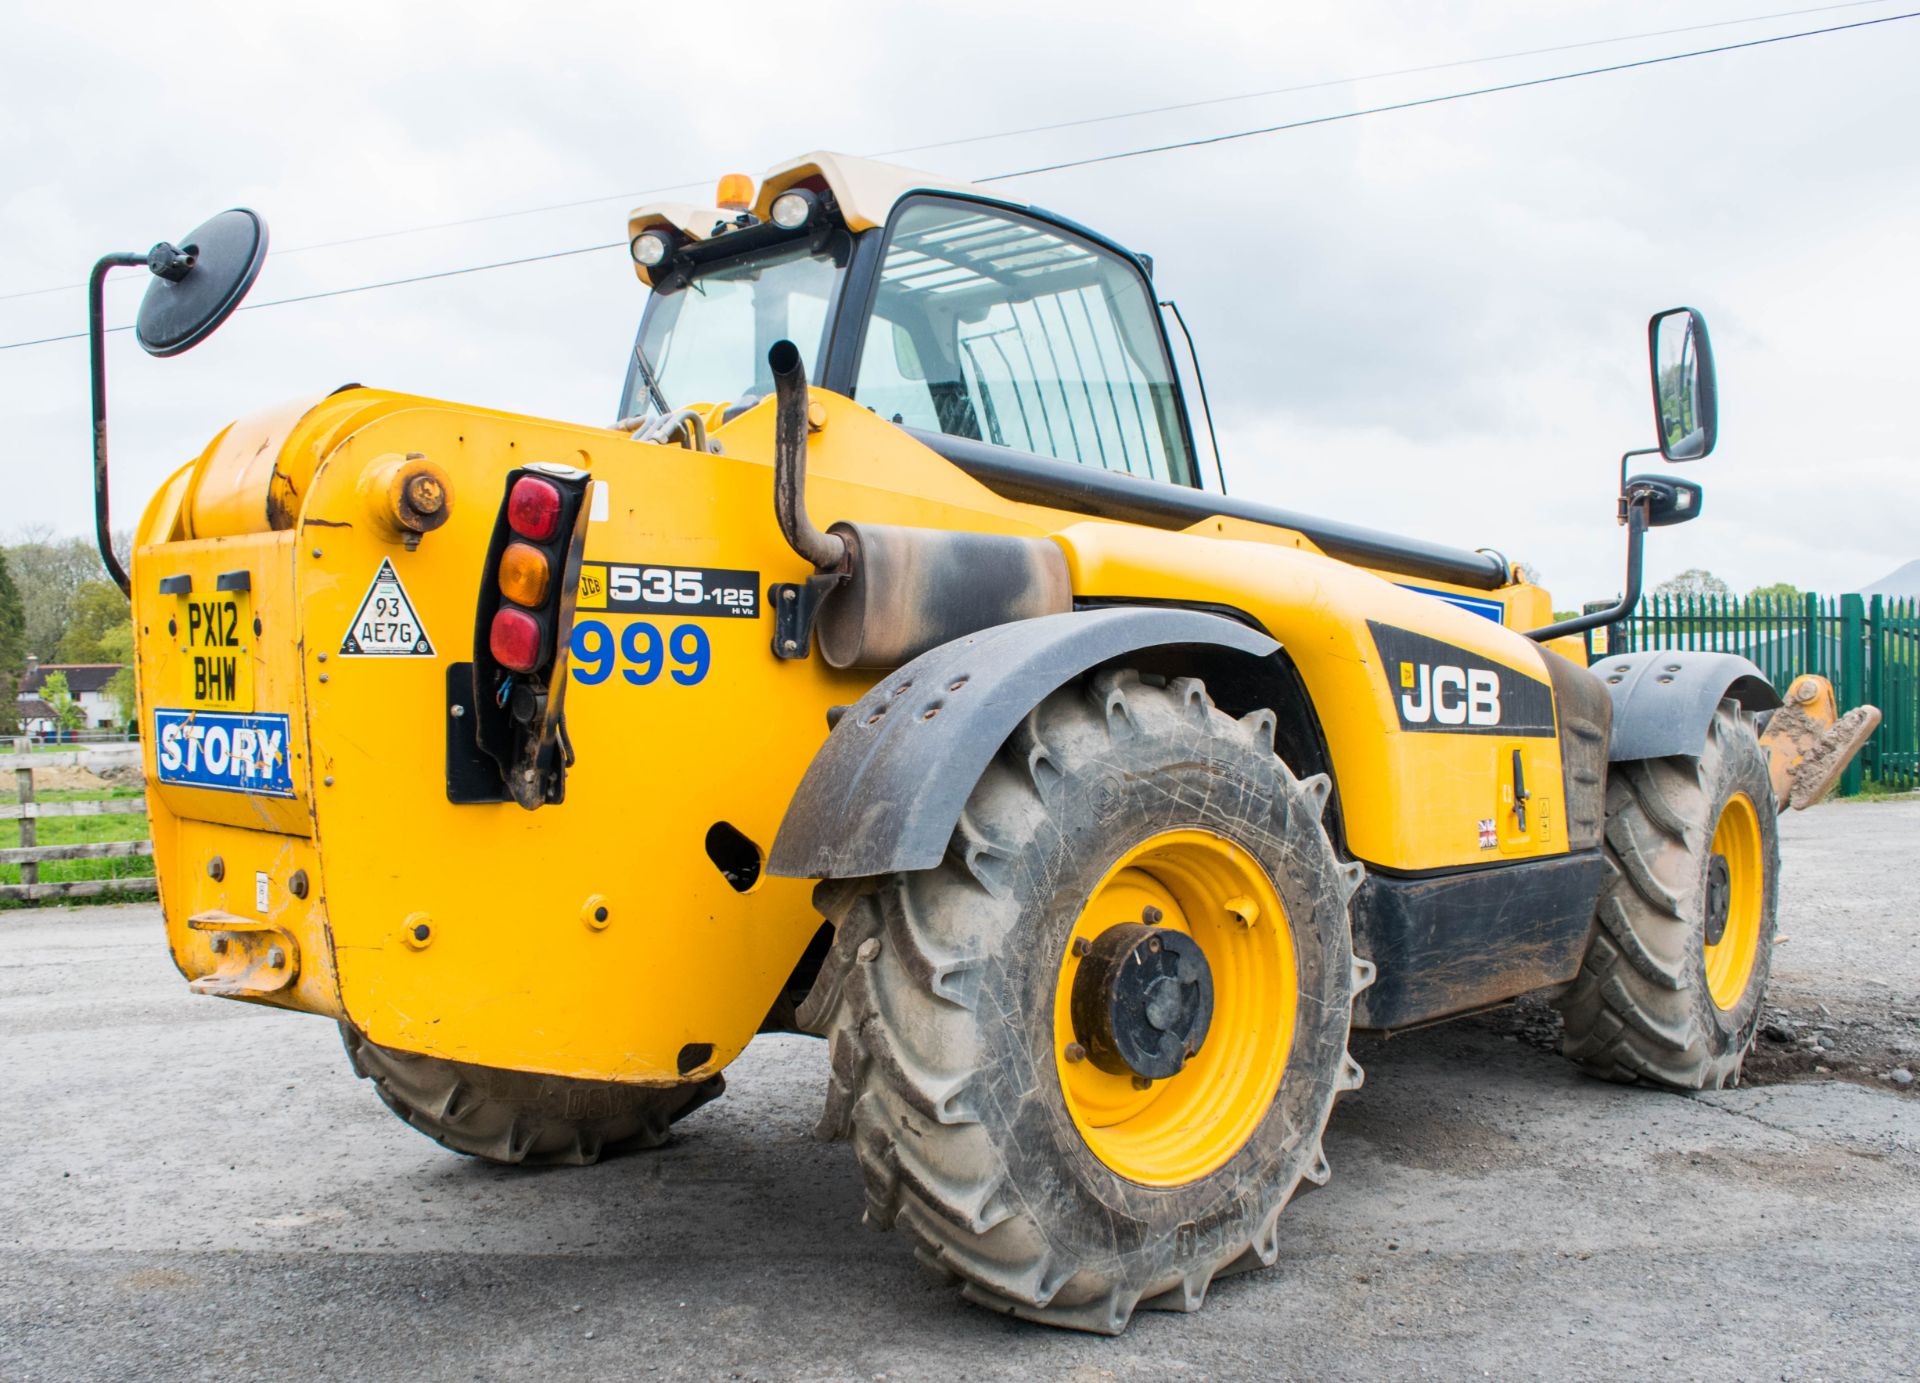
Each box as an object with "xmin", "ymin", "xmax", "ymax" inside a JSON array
[{"xmin": 134, "ymin": 208, "xmax": 268, "ymax": 358}]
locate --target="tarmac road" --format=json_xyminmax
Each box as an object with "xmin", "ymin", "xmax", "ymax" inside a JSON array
[{"xmin": 2, "ymin": 801, "xmax": 1916, "ymax": 1382}]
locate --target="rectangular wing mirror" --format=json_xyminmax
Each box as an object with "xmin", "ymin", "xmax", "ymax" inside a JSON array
[{"xmin": 1648, "ymin": 307, "xmax": 1717, "ymax": 461}]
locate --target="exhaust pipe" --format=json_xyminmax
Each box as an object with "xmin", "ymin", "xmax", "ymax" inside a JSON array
[
  {"xmin": 763, "ymin": 338, "xmax": 1070, "ymax": 669},
  {"xmin": 768, "ymin": 340, "xmax": 848, "ymax": 573}
]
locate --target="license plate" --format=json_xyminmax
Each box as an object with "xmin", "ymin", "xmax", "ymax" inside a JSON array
[{"xmin": 179, "ymin": 591, "xmax": 254, "ymax": 711}]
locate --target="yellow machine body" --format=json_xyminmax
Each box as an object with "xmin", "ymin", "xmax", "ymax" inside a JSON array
[{"xmin": 132, "ymin": 380, "xmax": 1579, "ymax": 1084}]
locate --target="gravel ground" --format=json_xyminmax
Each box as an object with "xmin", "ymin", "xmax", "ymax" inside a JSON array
[{"xmin": 1, "ymin": 800, "xmax": 1915, "ymax": 1381}]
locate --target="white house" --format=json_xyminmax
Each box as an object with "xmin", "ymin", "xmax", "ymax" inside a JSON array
[{"xmin": 16, "ymin": 662, "xmax": 125, "ymax": 732}]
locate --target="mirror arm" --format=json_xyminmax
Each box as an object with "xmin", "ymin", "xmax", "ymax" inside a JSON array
[
  {"xmin": 1525, "ymin": 494, "xmax": 1650, "ymax": 644},
  {"xmin": 89, "ymin": 251, "xmax": 149, "ymax": 598},
  {"xmin": 1615, "ymin": 446, "xmax": 1660, "ymax": 519}
]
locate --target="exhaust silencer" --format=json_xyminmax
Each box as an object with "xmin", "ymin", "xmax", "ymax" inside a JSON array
[{"xmin": 814, "ymin": 521, "xmax": 1071, "ymax": 670}]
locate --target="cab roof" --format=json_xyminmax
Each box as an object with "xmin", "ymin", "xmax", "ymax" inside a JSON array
[{"xmin": 626, "ymin": 151, "xmax": 1003, "ymax": 286}]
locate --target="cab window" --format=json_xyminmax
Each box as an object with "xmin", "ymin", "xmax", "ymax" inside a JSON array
[
  {"xmin": 853, "ymin": 198, "xmax": 1195, "ymax": 486},
  {"xmin": 622, "ymin": 237, "xmax": 842, "ymax": 419}
]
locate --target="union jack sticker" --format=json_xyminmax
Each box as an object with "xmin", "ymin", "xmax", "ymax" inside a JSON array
[{"xmin": 1477, "ymin": 819, "xmax": 1498, "ymax": 849}]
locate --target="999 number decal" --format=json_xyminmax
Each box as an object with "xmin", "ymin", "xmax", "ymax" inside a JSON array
[{"xmin": 569, "ymin": 619, "xmax": 710, "ymax": 686}]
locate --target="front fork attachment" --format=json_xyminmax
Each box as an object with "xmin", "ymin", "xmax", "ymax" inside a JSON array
[{"xmin": 1758, "ymin": 674, "xmax": 1881, "ymax": 811}]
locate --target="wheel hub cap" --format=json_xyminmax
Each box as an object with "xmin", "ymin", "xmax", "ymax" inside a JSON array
[
  {"xmin": 1704, "ymin": 853, "xmax": 1732, "ymax": 947},
  {"xmin": 1070, "ymin": 922, "xmax": 1214, "ymax": 1080}
]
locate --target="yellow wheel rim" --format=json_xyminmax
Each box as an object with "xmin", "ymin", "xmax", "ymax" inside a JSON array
[
  {"xmin": 1053, "ymin": 829, "xmax": 1297, "ymax": 1187},
  {"xmin": 1704, "ymin": 791, "xmax": 1764, "ymax": 1010}
]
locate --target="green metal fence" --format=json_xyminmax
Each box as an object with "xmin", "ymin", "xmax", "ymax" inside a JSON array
[{"xmin": 1596, "ymin": 592, "xmax": 1920, "ymax": 796}]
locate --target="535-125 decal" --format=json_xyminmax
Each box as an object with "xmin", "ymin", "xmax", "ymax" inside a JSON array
[{"xmin": 576, "ymin": 562, "xmax": 758, "ymax": 619}]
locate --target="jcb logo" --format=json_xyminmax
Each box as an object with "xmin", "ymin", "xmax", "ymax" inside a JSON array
[
  {"xmin": 1369, "ymin": 621, "xmax": 1556, "ymax": 739},
  {"xmin": 1399, "ymin": 662, "xmax": 1502, "ymax": 727}
]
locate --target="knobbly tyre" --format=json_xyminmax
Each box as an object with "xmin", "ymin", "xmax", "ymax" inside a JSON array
[{"xmin": 86, "ymin": 155, "xmax": 1878, "ymax": 1334}]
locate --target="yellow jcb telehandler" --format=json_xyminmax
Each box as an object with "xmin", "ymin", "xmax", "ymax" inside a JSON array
[{"xmin": 84, "ymin": 153, "xmax": 1876, "ymax": 1332}]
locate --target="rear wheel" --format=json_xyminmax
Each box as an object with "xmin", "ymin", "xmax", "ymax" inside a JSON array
[
  {"xmin": 340, "ymin": 1023, "xmax": 723, "ymax": 1166},
  {"xmin": 799, "ymin": 669, "xmax": 1371, "ymax": 1333},
  {"xmin": 1556, "ymin": 700, "xmax": 1779, "ymax": 1088}
]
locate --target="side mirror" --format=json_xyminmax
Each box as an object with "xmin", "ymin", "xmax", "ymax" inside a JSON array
[
  {"xmin": 87, "ymin": 208, "xmax": 269, "ymax": 597},
  {"xmin": 1625, "ymin": 473, "xmax": 1704, "ymax": 527},
  {"xmin": 1648, "ymin": 307, "xmax": 1716, "ymax": 462},
  {"xmin": 134, "ymin": 209, "xmax": 269, "ymax": 358}
]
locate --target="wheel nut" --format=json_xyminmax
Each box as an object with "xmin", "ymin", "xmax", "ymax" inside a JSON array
[
  {"xmin": 1064, "ymin": 1042, "xmax": 1087, "ymax": 1064},
  {"xmin": 1131, "ymin": 1075, "xmax": 1153, "ymax": 1091},
  {"xmin": 1142, "ymin": 906, "xmax": 1163, "ymax": 925},
  {"xmin": 1071, "ymin": 937, "xmax": 1092, "ymax": 958}
]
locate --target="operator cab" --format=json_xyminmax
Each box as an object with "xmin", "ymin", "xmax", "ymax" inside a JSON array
[{"xmin": 619, "ymin": 154, "xmax": 1202, "ymax": 490}]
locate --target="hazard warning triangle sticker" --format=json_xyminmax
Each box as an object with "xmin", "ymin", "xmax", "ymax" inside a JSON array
[{"xmin": 339, "ymin": 558, "xmax": 435, "ymax": 657}]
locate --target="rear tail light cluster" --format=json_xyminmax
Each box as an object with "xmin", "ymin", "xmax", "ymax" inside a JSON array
[
  {"xmin": 469, "ymin": 463, "xmax": 592, "ymax": 809},
  {"xmin": 487, "ymin": 476, "xmax": 565, "ymax": 673}
]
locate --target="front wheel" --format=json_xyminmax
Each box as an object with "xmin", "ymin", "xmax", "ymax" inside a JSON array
[
  {"xmin": 1556, "ymin": 700, "xmax": 1780, "ymax": 1088},
  {"xmin": 799, "ymin": 669, "xmax": 1372, "ymax": 1333}
]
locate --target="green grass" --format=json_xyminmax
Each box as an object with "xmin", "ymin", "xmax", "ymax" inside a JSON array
[
  {"xmin": 1844, "ymin": 776, "xmax": 1920, "ymax": 802},
  {"xmin": 1, "ymin": 784, "xmax": 152, "ymax": 888}
]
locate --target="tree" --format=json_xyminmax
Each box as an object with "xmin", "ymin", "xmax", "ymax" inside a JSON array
[
  {"xmin": 56, "ymin": 580, "xmax": 133, "ymax": 663},
  {"xmin": 3, "ymin": 530, "xmax": 110, "ymax": 660},
  {"xmin": 0, "ymin": 552, "xmax": 24, "ymax": 737},
  {"xmin": 1746, "ymin": 581, "xmax": 1806, "ymax": 604},
  {"xmin": 1652, "ymin": 568, "xmax": 1732, "ymax": 600},
  {"xmin": 41, "ymin": 671, "xmax": 83, "ymax": 735},
  {"xmin": 99, "ymin": 623, "xmax": 139, "ymax": 727}
]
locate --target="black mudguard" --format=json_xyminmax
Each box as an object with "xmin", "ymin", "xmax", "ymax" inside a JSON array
[
  {"xmin": 766, "ymin": 607, "xmax": 1278, "ymax": 880},
  {"xmin": 1595, "ymin": 650, "xmax": 1781, "ymax": 762}
]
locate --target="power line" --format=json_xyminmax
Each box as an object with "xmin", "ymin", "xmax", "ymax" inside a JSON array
[
  {"xmin": 979, "ymin": 8, "xmax": 1920, "ymax": 182},
  {"xmin": 0, "ymin": 242, "xmax": 623, "ymax": 351},
  {"xmin": 1, "ymin": 0, "xmax": 1899, "ymax": 305},
  {"xmin": 883, "ymin": 0, "xmax": 1902, "ymax": 162},
  {"xmin": 2, "ymin": 7, "xmax": 1913, "ymax": 355}
]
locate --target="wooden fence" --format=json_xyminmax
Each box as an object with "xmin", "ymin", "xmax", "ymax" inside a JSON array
[{"xmin": 1, "ymin": 739, "xmax": 155, "ymax": 904}]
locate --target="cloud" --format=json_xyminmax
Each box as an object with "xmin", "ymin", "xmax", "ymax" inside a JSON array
[{"xmin": 3, "ymin": 0, "xmax": 1915, "ymax": 605}]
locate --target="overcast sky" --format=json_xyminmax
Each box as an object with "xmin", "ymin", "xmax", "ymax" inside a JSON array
[{"xmin": 3, "ymin": 0, "xmax": 1915, "ymax": 602}]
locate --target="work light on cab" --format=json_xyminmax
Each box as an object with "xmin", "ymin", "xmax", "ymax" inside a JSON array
[
  {"xmin": 497, "ymin": 542, "xmax": 551, "ymax": 606},
  {"xmin": 488, "ymin": 607, "xmax": 544, "ymax": 673},
  {"xmin": 631, "ymin": 230, "xmax": 672, "ymax": 268},
  {"xmin": 769, "ymin": 190, "xmax": 816, "ymax": 230},
  {"xmin": 507, "ymin": 475, "xmax": 562, "ymax": 541},
  {"xmin": 715, "ymin": 173, "xmax": 754, "ymax": 211}
]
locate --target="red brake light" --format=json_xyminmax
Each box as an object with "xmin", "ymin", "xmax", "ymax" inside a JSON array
[
  {"xmin": 489, "ymin": 607, "xmax": 544, "ymax": 672},
  {"xmin": 507, "ymin": 476, "xmax": 562, "ymax": 541}
]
